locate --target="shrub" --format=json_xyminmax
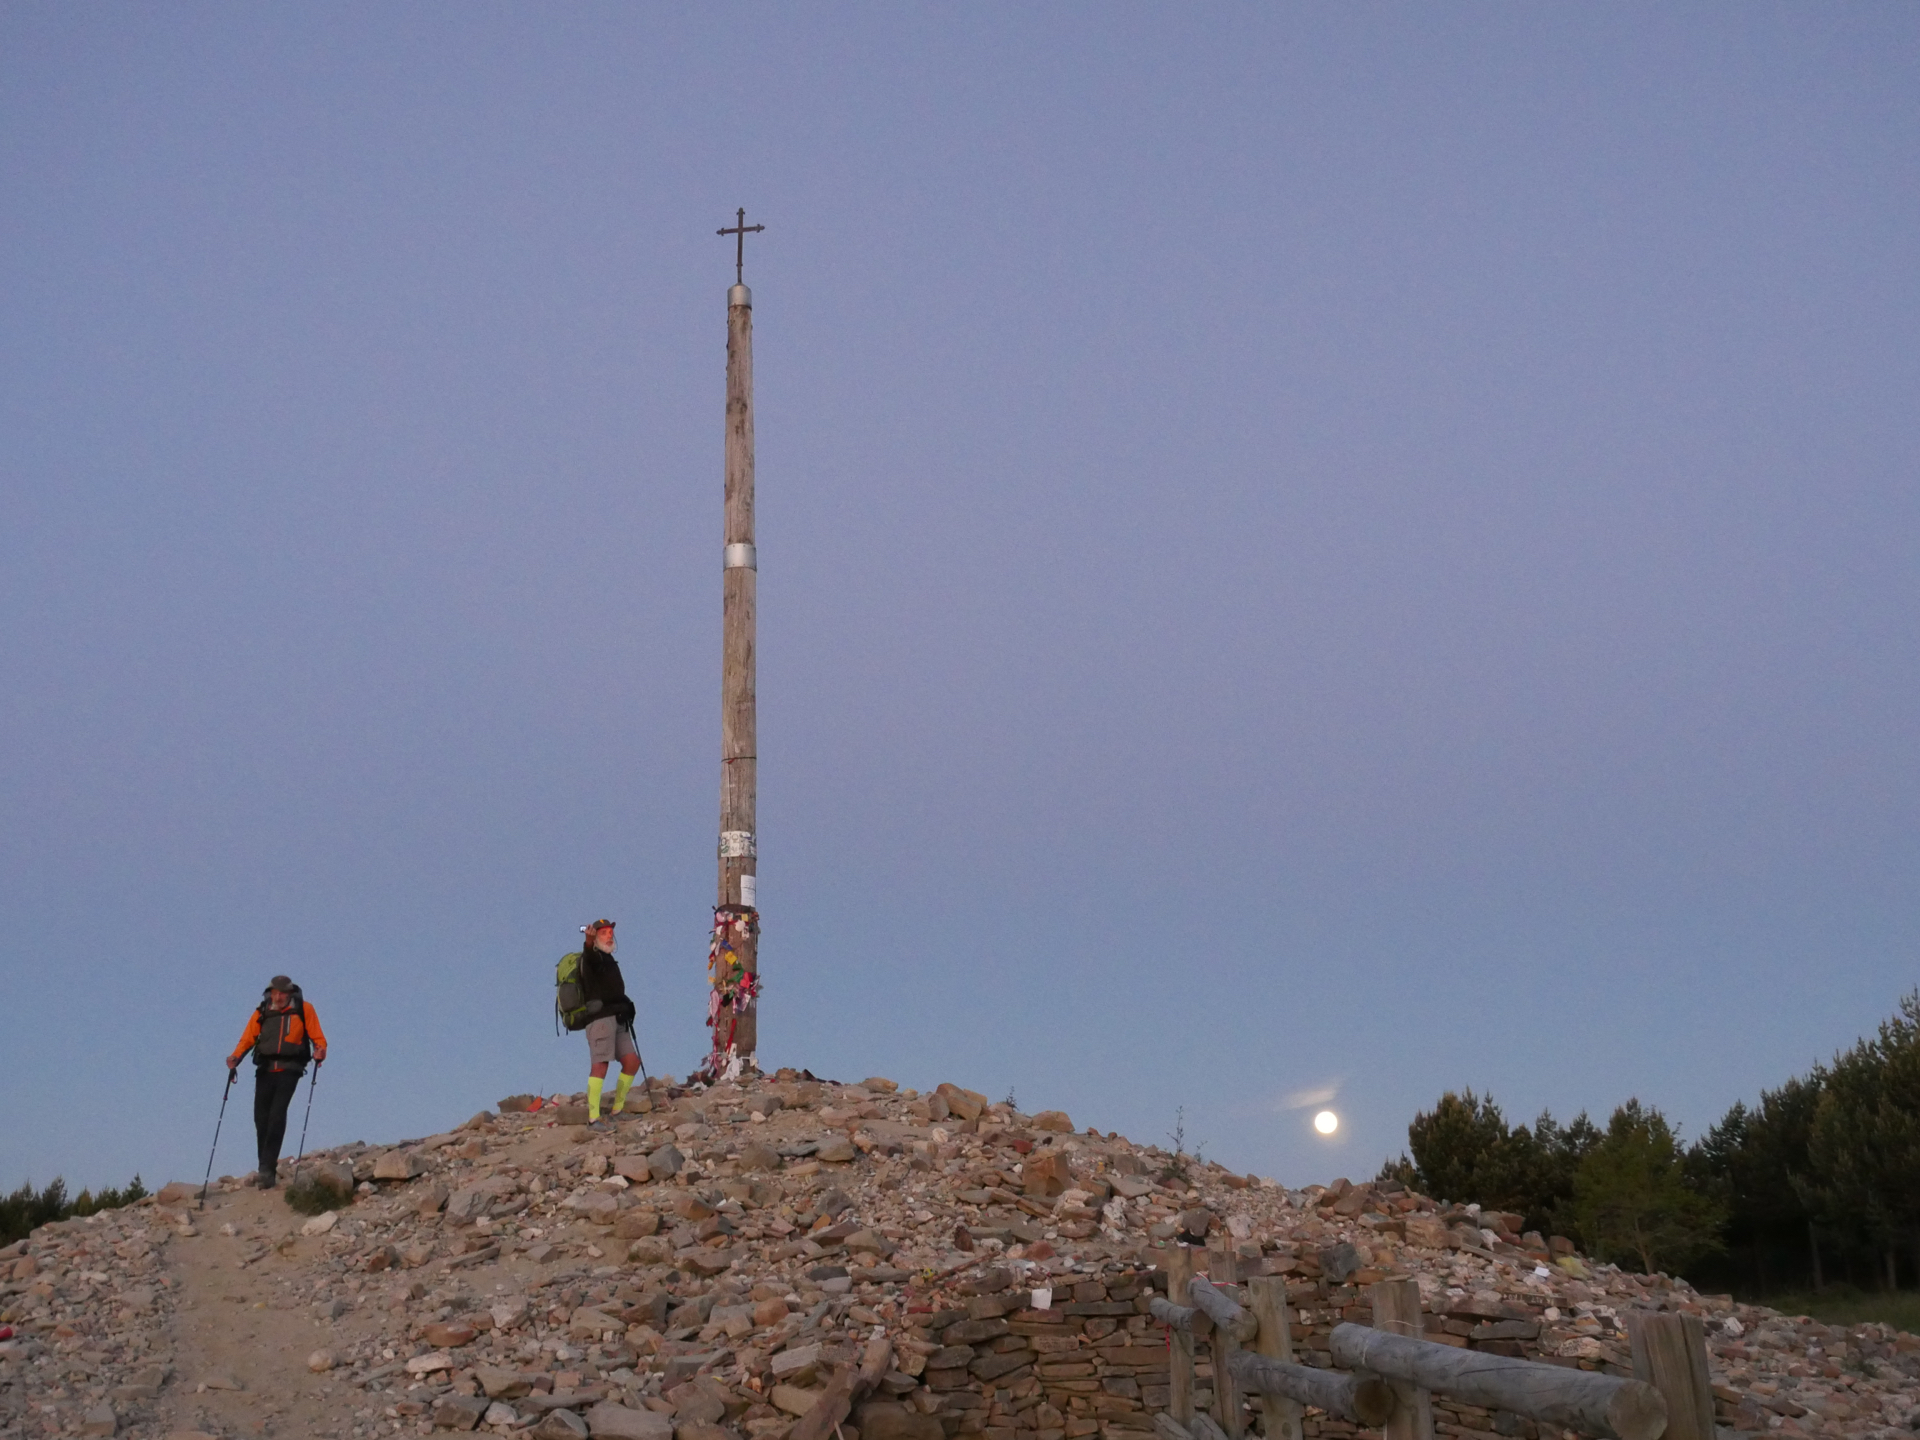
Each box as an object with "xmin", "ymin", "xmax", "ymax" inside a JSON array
[{"xmin": 282, "ymin": 1176, "xmax": 354, "ymax": 1216}]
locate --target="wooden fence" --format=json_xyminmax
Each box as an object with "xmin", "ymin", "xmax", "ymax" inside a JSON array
[{"xmin": 1147, "ymin": 1245, "xmax": 1723, "ymax": 1440}]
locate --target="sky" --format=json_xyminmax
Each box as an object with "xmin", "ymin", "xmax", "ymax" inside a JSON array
[{"xmin": 3, "ymin": 5, "xmax": 1918, "ymax": 1196}]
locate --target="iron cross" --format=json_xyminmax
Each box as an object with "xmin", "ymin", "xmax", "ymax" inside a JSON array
[{"xmin": 717, "ymin": 208, "xmax": 766, "ymax": 285}]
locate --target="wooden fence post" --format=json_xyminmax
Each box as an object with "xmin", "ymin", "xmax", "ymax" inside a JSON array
[
  {"xmin": 1369, "ymin": 1280, "xmax": 1435, "ymax": 1440},
  {"xmin": 1202, "ymin": 1239, "xmax": 1246, "ymax": 1436},
  {"xmin": 1247, "ymin": 1276, "xmax": 1303, "ymax": 1440},
  {"xmin": 1166, "ymin": 1246, "xmax": 1196, "ymax": 1429},
  {"xmin": 1627, "ymin": 1311, "xmax": 1716, "ymax": 1440}
]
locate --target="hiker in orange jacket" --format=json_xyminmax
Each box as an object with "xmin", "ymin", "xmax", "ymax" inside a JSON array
[{"xmin": 227, "ymin": 975, "xmax": 327, "ymax": 1189}]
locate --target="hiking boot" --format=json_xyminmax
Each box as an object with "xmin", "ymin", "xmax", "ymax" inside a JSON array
[{"xmin": 255, "ymin": 1168, "xmax": 278, "ymax": 1189}]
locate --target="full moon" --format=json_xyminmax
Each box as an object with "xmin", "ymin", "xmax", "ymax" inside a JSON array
[{"xmin": 1314, "ymin": 1110, "xmax": 1339, "ymax": 1135}]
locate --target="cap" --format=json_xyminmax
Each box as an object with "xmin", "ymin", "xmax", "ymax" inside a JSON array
[
  {"xmin": 268, "ymin": 975, "xmax": 294, "ymax": 992},
  {"xmin": 581, "ymin": 919, "xmax": 616, "ymax": 935}
]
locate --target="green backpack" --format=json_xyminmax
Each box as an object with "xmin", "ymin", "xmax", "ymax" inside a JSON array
[{"xmin": 555, "ymin": 952, "xmax": 592, "ymax": 1033}]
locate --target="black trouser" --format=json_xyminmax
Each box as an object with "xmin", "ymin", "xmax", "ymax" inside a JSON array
[{"xmin": 253, "ymin": 1067, "xmax": 304, "ymax": 1173}]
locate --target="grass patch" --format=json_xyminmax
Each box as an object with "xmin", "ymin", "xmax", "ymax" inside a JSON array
[
  {"xmin": 282, "ymin": 1176, "xmax": 354, "ymax": 1216},
  {"xmin": 1756, "ymin": 1286, "xmax": 1920, "ymax": 1334}
]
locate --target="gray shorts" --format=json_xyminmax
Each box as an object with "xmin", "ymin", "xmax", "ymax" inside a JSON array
[{"xmin": 584, "ymin": 1016, "xmax": 638, "ymax": 1065}]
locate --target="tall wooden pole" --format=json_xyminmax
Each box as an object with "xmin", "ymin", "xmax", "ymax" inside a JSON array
[{"xmin": 714, "ymin": 209, "xmax": 764, "ymax": 1073}]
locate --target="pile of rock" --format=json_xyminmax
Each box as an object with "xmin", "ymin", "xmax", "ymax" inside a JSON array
[
  {"xmin": 5, "ymin": 1069, "xmax": 1920, "ymax": 1440},
  {"xmin": 0, "ymin": 1188, "xmax": 186, "ymax": 1436}
]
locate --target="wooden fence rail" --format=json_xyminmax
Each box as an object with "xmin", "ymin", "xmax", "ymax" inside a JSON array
[
  {"xmin": 1152, "ymin": 1256, "xmax": 1696, "ymax": 1440},
  {"xmin": 1329, "ymin": 1323, "xmax": 1666, "ymax": 1440}
]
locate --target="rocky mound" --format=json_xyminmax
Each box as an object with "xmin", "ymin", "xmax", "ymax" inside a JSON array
[{"xmin": 3, "ymin": 1069, "xmax": 1918, "ymax": 1440}]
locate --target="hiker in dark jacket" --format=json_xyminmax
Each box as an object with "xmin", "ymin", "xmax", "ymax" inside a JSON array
[
  {"xmin": 227, "ymin": 975, "xmax": 327, "ymax": 1188},
  {"xmin": 578, "ymin": 919, "xmax": 640, "ymax": 1124}
]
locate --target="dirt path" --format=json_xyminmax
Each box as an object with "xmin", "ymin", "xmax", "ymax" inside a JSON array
[{"xmin": 155, "ymin": 1184, "xmax": 387, "ymax": 1439}]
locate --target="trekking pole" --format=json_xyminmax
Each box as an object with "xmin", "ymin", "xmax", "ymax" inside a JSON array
[
  {"xmin": 200, "ymin": 1070, "xmax": 237, "ymax": 1204},
  {"xmin": 290, "ymin": 1060, "xmax": 320, "ymax": 1186}
]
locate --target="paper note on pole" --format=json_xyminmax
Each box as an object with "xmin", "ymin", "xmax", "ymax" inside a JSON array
[
  {"xmin": 740, "ymin": 875, "xmax": 756, "ymax": 906},
  {"xmin": 719, "ymin": 831, "xmax": 756, "ymax": 858}
]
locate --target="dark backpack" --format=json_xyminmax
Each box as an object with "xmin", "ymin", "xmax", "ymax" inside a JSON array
[{"xmin": 253, "ymin": 984, "xmax": 313, "ymax": 1065}]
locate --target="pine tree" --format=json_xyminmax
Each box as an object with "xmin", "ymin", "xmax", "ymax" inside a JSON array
[
  {"xmin": 1805, "ymin": 993, "xmax": 1920, "ymax": 1290},
  {"xmin": 1571, "ymin": 1100, "xmax": 1724, "ymax": 1276}
]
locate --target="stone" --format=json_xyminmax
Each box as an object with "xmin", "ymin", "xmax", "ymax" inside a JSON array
[
  {"xmin": 649, "ymin": 1144, "xmax": 685, "ymax": 1181},
  {"xmin": 739, "ymin": 1141, "xmax": 782, "ymax": 1171},
  {"xmin": 586, "ymin": 1402, "xmax": 674, "ymax": 1440},
  {"xmin": 771, "ymin": 1343, "xmax": 823, "ymax": 1383},
  {"xmin": 1110, "ymin": 1175, "xmax": 1155, "ymax": 1199},
  {"xmin": 414, "ymin": 1181, "xmax": 450, "ymax": 1217},
  {"xmin": 613, "ymin": 1154, "xmax": 657, "ymax": 1182},
  {"xmin": 422, "ymin": 1320, "xmax": 477, "ymax": 1347},
  {"xmin": 846, "ymin": 1228, "xmax": 891, "ymax": 1255},
  {"xmin": 477, "ymin": 1365, "xmax": 535, "ymax": 1398},
  {"xmin": 574, "ymin": 1191, "xmax": 620, "ymax": 1224},
  {"xmin": 373, "ymin": 1149, "xmax": 427, "ymax": 1181},
  {"xmin": 490, "ymin": 1298, "xmax": 530, "ymax": 1331},
  {"xmin": 772, "ymin": 1383, "xmax": 826, "ymax": 1416},
  {"xmin": 682, "ymin": 1247, "xmax": 737, "ymax": 1276},
  {"xmin": 628, "ymin": 1238, "xmax": 671, "ymax": 1264},
  {"xmin": 678, "ymin": 1422, "xmax": 738, "ymax": 1440},
  {"xmin": 944, "ymin": 1317, "xmax": 1010, "ymax": 1344},
  {"xmin": 666, "ymin": 1385, "xmax": 727, "ymax": 1423},
  {"xmin": 406, "ymin": 1352, "xmax": 455, "ymax": 1376},
  {"xmin": 486, "ymin": 1402, "xmax": 522, "ymax": 1427},
  {"xmin": 816, "ymin": 1136, "xmax": 856, "ymax": 1163},
  {"xmin": 311, "ymin": 1159, "xmax": 356, "ymax": 1198},
  {"xmin": 432, "ymin": 1393, "xmax": 489, "ymax": 1431},
  {"xmin": 675, "ymin": 1192, "xmax": 718, "ymax": 1220},
  {"xmin": 154, "ymin": 1182, "xmax": 199, "ymax": 1205},
  {"xmin": 448, "ymin": 1179, "xmax": 511, "ymax": 1219},
  {"xmin": 615, "ymin": 1209, "xmax": 662, "ymax": 1238},
  {"xmin": 571, "ymin": 1306, "xmax": 626, "ymax": 1339},
  {"xmin": 1024, "ymin": 1151, "xmax": 1071, "ymax": 1198},
  {"xmin": 300, "ymin": 1210, "xmax": 339, "ymax": 1236},
  {"xmin": 1176, "ymin": 1208, "xmax": 1213, "ymax": 1239},
  {"xmin": 306, "ymin": 1348, "xmax": 335, "ymax": 1372},
  {"xmin": 864, "ymin": 1077, "xmax": 899, "ymax": 1093},
  {"xmin": 534, "ymin": 1411, "xmax": 592, "ymax": 1439},
  {"xmin": 1403, "ymin": 1215, "xmax": 1449, "ymax": 1248},
  {"xmin": 935, "ymin": 1084, "xmax": 987, "ymax": 1121},
  {"xmin": 855, "ymin": 1402, "xmax": 945, "ymax": 1440},
  {"xmin": 1030, "ymin": 1111, "xmax": 1074, "ymax": 1133},
  {"xmin": 1320, "ymin": 1242, "xmax": 1362, "ymax": 1284},
  {"xmin": 80, "ymin": 1404, "xmax": 118, "ymax": 1436}
]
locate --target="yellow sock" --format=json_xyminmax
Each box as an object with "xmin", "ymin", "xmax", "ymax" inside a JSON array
[
  {"xmin": 587, "ymin": 1075, "xmax": 604, "ymax": 1121},
  {"xmin": 612, "ymin": 1071, "xmax": 635, "ymax": 1113}
]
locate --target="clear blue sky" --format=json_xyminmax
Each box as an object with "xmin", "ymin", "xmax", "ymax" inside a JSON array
[{"xmin": 4, "ymin": 5, "xmax": 1917, "ymax": 1194}]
